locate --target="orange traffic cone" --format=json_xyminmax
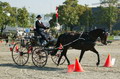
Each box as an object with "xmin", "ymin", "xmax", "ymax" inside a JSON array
[
  {"xmin": 58, "ymin": 43, "xmax": 63, "ymax": 50},
  {"xmin": 74, "ymin": 58, "xmax": 84, "ymax": 72},
  {"xmin": 67, "ymin": 64, "xmax": 75, "ymax": 73},
  {"xmin": 104, "ymin": 54, "xmax": 112, "ymax": 67}
]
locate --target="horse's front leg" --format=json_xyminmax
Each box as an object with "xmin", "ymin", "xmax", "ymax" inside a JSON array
[
  {"xmin": 91, "ymin": 48, "xmax": 100, "ymax": 66},
  {"xmin": 79, "ymin": 50, "xmax": 85, "ymax": 62},
  {"xmin": 57, "ymin": 53, "xmax": 64, "ymax": 66}
]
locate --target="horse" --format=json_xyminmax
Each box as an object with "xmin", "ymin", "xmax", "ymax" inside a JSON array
[{"xmin": 51, "ymin": 29, "xmax": 108, "ymax": 66}]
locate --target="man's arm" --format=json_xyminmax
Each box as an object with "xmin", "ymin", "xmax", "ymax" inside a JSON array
[{"xmin": 36, "ymin": 21, "xmax": 47, "ymax": 29}]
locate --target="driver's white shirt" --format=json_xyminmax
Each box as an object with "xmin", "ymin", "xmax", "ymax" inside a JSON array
[{"xmin": 38, "ymin": 20, "xmax": 42, "ymax": 24}]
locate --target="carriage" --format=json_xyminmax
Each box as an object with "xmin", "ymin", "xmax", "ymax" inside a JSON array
[
  {"xmin": 11, "ymin": 29, "xmax": 108, "ymax": 67},
  {"xmin": 11, "ymin": 30, "xmax": 66, "ymax": 67}
]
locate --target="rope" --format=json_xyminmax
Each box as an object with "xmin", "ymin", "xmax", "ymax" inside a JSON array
[{"xmin": 62, "ymin": 37, "xmax": 85, "ymax": 47}]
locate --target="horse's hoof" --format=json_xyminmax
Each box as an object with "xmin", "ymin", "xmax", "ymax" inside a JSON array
[
  {"xmin": 57, "ymin": 64, "xmax": 59, "ymax": 66},
  {"xmin": 68, "ymin": 63, "xmax": 70, "ymax": 65},
  {"xmin": 96, "ymin": 62, "xmax": 100, "ymax": 66}
]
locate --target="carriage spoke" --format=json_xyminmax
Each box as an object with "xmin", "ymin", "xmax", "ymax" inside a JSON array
[
  {"xmin": 19, "ymin": 57, "xmax": 22, "ymax": 65},
  {"xmin": 21, "ymin": 57, "xmax": 24, "ymax": 65},
  {"xmin": 22, "ymin": 56, "xmax": 26, "ymax": 63},
  {"xmin": 14, "ymin": 55, "xmax": 19, "ymax": 60},
  {"xmin": 16, "ymin": 56, "xmax": 20, "ymax": 64}
]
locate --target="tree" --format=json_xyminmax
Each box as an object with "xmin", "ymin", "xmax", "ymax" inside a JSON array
[
  {"xmin": 29, "ymin": 13, "xmax": 35, "ymax": 27},
  {"xmin": 9, "ymin": 7, "xmax": 18, "ymax": 27},
  {"xmin": 49, "ymin": 0, "xmax": 92, "ymax": 31},
  {"xmin": 0, "ymin": 1, "xmax": 12, "ymax": 34},
  {"xmin": 17, "ymin": 7, "xmax": 29, "ymax": 27},
  {"xmin": 78, "ymin": 5, "xmax": 93, "ymax": 31},
  {"xmin": 58, "ymin": 0, "xmax": 79, "ymax": 31},
  {"xmin": 45, "ymin": 13, "xmax": 54, "ymax": 17},
  {"xmin": 0, "ymin": 1, "xmax": 36, "ymax": 35},
  {"xmin": 49, "ymin": 14, "xmax": 56, "ymax": 27},
  {"xmin": 96, "ymin": 0, "xmax": 119, "ymax": 33}
]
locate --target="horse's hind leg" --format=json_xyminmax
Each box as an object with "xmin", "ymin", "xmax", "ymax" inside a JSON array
[
  {"xmin": 57, "ymin": 52, "xmax": 64, "ymax": 66},
  {"xmin": 79, "ymin": 50, "xmax": 85, "ymax": 63},
  {"xmin": 57, "ymin": 48, "xmax": 70, "ymax": 66},
  {"xmin": 91, "ymin": 48, "xmax": 100, "ymax": 66}
]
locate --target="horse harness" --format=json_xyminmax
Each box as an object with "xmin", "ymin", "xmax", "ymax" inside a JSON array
[{"xmin": 56, "ymin": 32, "xmax": 85, "ymax": 49}]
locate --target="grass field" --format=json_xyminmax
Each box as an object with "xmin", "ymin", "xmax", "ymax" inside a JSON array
[{"xmin": 108, "ymin": 36, "xmax": 114, "ymax": 40}]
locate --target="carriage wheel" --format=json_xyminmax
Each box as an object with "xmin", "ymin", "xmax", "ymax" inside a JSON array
[
  {"xmin": 32, "ymin": 48, "xmax": 48, "ymax": 67},
  {"xmin": 12, "ymin": 42, "xmax": 29, "ymax": 66},
  {"xmin": 51, "ymin": 51, "xmax": 66, "ymax": 65}
]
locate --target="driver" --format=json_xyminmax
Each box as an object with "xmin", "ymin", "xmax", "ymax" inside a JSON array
[{"xmin": 35, "ymin": 15, "xmax": 49, "ymax": 45}]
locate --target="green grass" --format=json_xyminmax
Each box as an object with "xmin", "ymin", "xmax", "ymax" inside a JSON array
[{"xmin": 107, "ymin": 36, "xmax": 114, "ymax": 40}]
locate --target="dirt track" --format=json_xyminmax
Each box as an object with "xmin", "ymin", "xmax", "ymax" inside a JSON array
[{"xmin": 0, "ymin": 41, "xmax": 120, "ymax": 79}]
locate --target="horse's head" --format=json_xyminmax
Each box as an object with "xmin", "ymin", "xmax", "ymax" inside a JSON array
[
  {"xmin": 89, "ymin": 29, "xmax": 108, "ymax": 45},
  {"xmin": 99, "ymin": 30, "xmax": 108, "ymax": 45}
]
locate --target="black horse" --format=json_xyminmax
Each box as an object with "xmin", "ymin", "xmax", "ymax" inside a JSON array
[{"xmin": 51, "ymin": 29, "xmax": 108, "ymax": 66}]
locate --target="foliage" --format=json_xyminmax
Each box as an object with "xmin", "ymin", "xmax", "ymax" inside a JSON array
[
  {"xmin": 29, "ymin": 13, "xmax": 36, "ymax": 27},
  {"xmin": 17, "ymin": 7, "xmax": 29, "ymax": 27},
  {"xmin": 112, "ymin": 30, "xmax": 120, "ymax": 35},
  {"xmin": 45, "ymin": 13, "xmax": 54, "ymax": 17},
  {"xmin": 0, "ymin": 1, "xmax": 12, "ymax": 33},
  {"xmin": 49, "ymin": 0, "xmax": 119, "ymax": 33},
  {"xmin": 107, "ymin": 35, "xmax": 114, "ymax": 40},
  {"xmin": 78, "ymin": 5, "xmax": 93, "ymax": 31},
  {"xmin": 95, "ymin": 0, "xmax": 119, "ymax": 33},
  {"xmin": 0, "ymin": 1, "xmax": 35, "ymax": 34},
  {"xmin": 58, "ymin": 0, "xmax": 79, "ymax": 31},
  {"xmin": 49, "ymin": 14, "xmax": 56, "ymax": 27},
  {"xmin": 49, "ymin": 0, "xmax": 92, "ymax": 31}
]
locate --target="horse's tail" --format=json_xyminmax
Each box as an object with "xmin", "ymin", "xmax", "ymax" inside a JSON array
[{"xmin": 50, "ymin": 35, "xmax": 62, "ymax": 56}]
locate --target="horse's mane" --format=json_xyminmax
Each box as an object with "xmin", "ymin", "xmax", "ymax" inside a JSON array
[
  {"xmin": 90, "ymin": 29, "xmax": 105, "ymax": 33},
  {"xmin": 63, "ymin": 29, "xmax": 105, "ymax": 37}
]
